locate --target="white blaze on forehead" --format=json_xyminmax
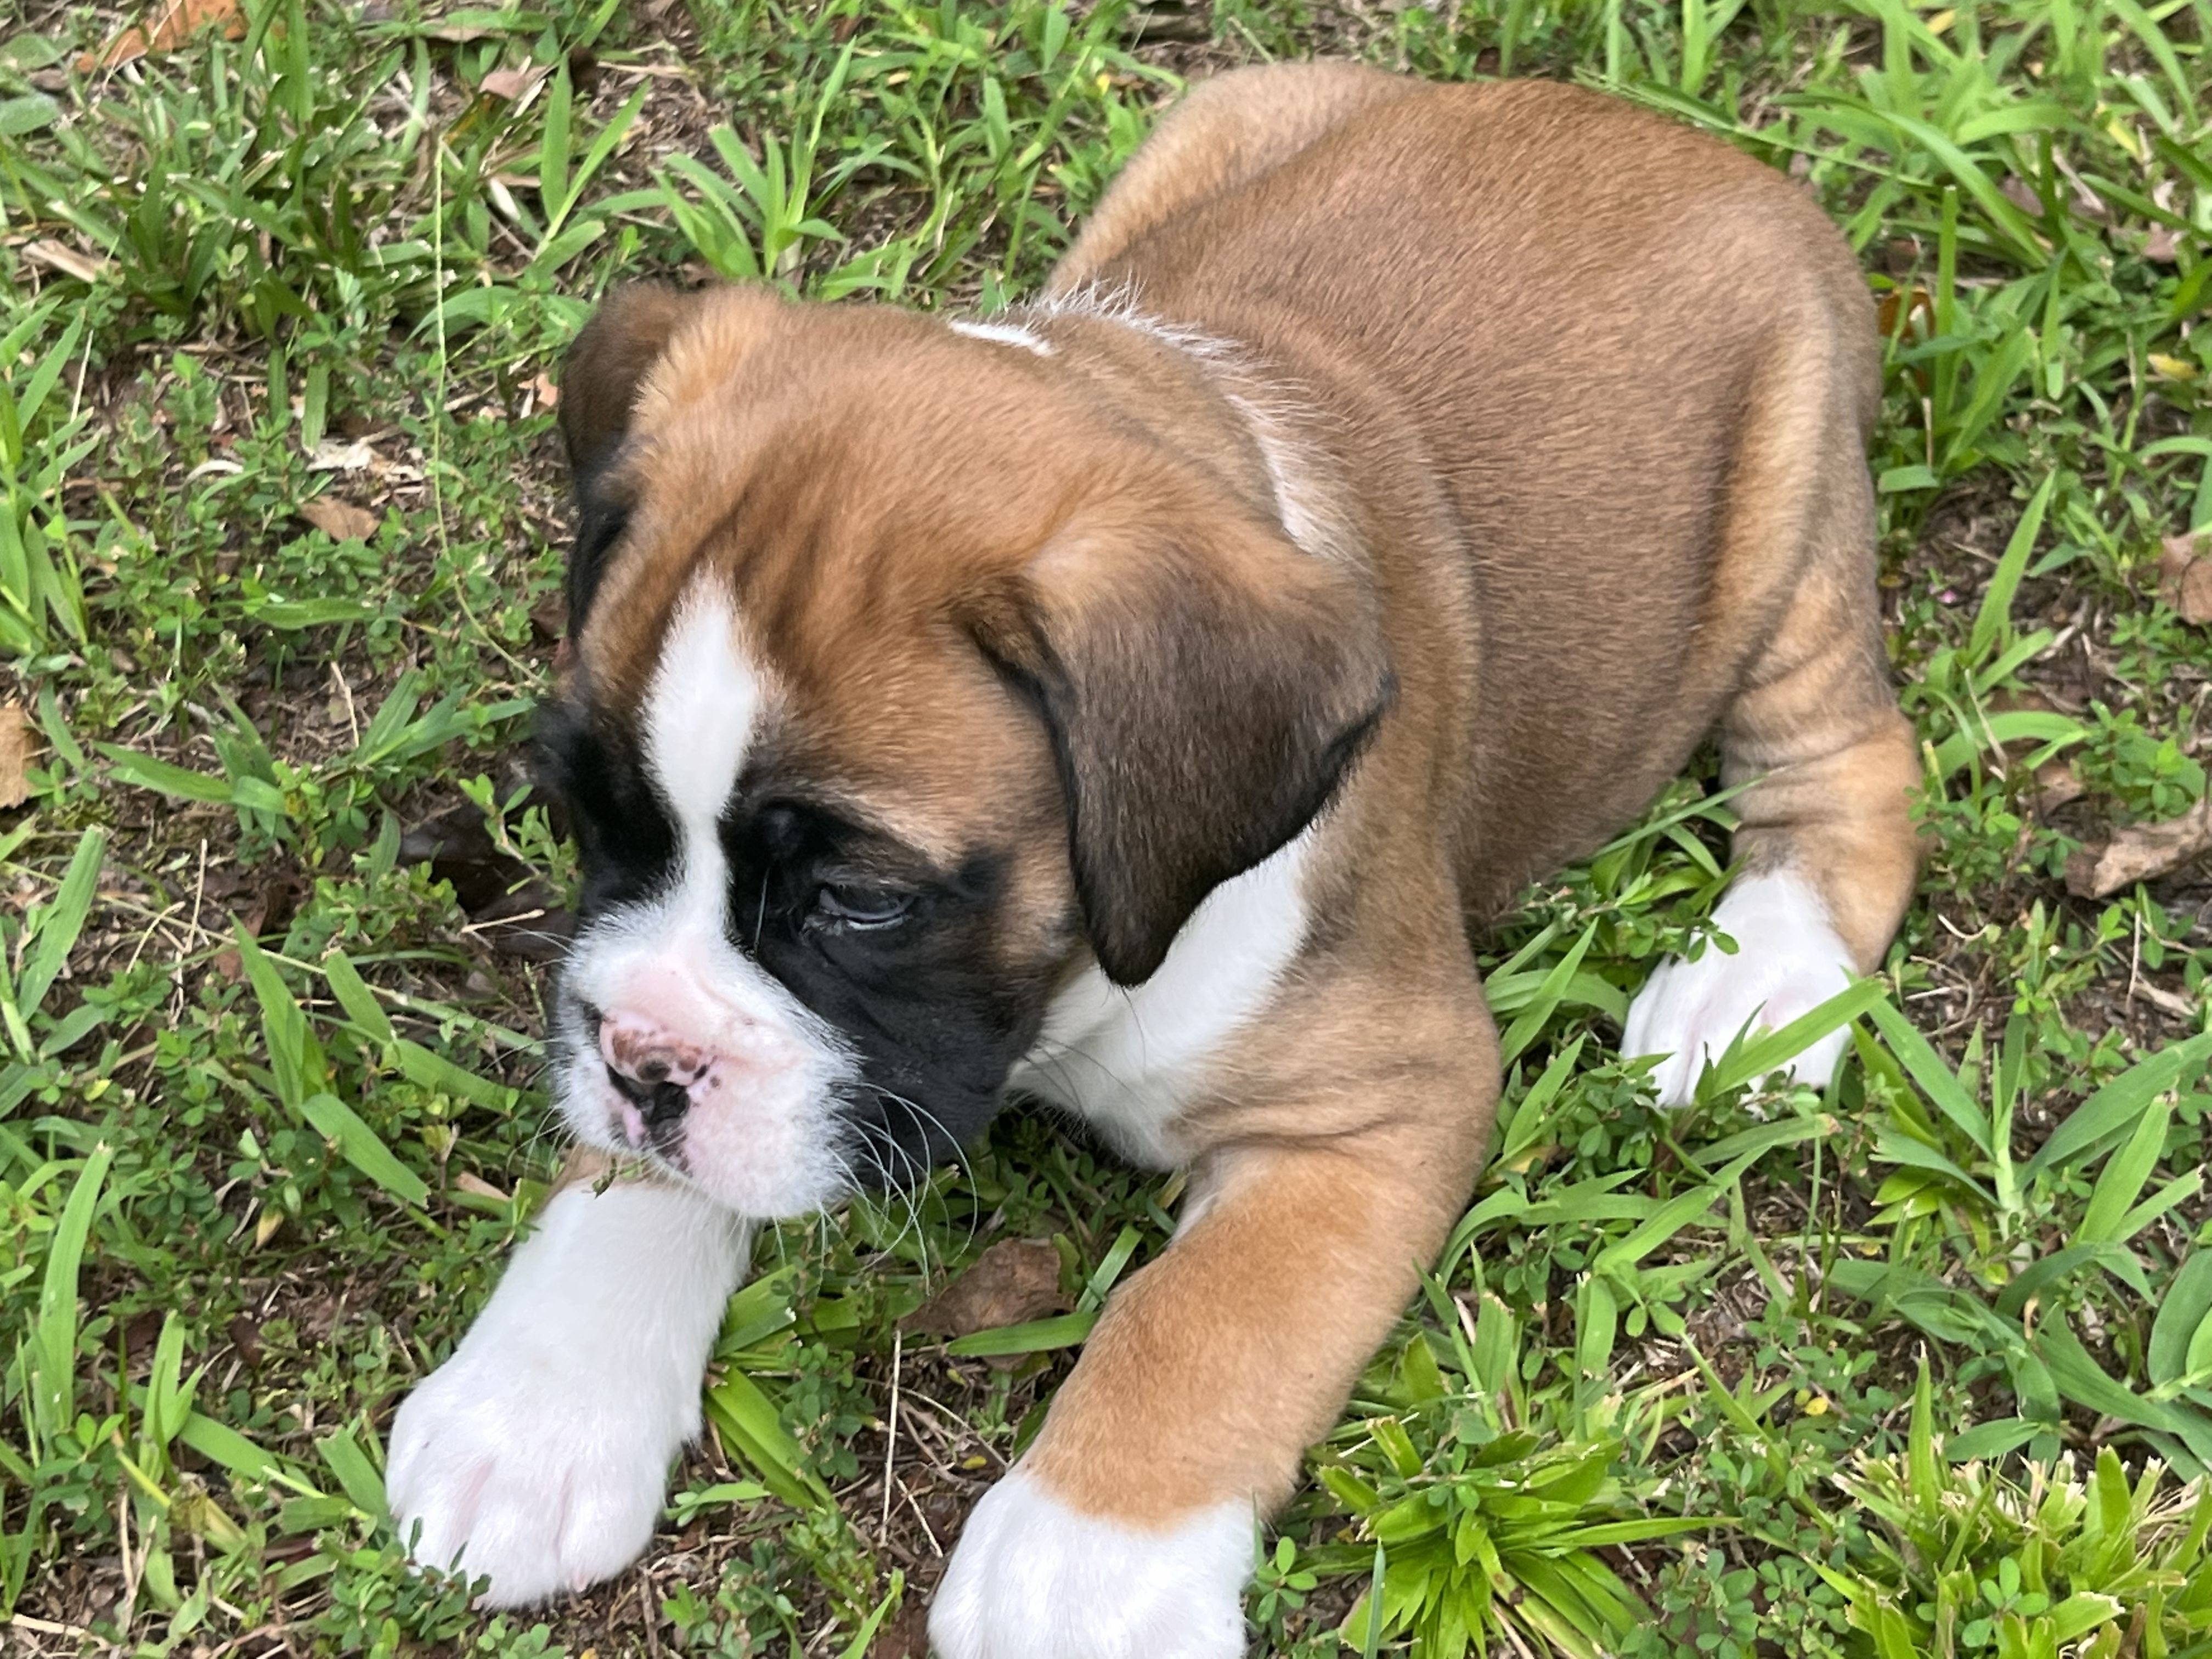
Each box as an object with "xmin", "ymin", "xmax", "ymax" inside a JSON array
[
  {"xmin": 558, "ymin": 575, "xmax": 857, "ymax": 1216},
  {"xmin": 644, "ymin": 580, "xmax": 763, "ymax": 855}
]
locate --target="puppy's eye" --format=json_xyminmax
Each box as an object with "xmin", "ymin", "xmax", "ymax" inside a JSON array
[{"xmin": 814, "ymin": 883, "xmax": 914, "ymax": 929}]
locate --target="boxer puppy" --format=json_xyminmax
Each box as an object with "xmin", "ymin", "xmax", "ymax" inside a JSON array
[{"xmin": 386, "ymin": 63, "xmax": 1918, "ymax": 1657}]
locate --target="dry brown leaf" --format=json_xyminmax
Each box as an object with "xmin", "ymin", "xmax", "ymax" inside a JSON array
[
  {"xmin": 0, "ymin": 703, "xmax": 33, "ymax": 810},
  {"xmin": 121, "ymin": 1310, "xmax": 165, "ymax": 1371},
  {"xmin": 528, "ymin": 370, "xmax": 560, "ymax": 410},
  {"xmin": 398, "ymin": 802, "xmax": 573, "ymax": 962},
  {"xmin": 901, "ymin": 1238, "xmax": 1068, "ymax": 1340},
  {"xmin": 453, "ymin": 1171, "xmax": 511, "ymax": 1203},
  {"xmin": 2033, "ymin": 757, "xmax": 2084, "ymax": 814},
  {"xmin": 1989, "ymin": 686, "xmax": 2058, "ymax": 719},
  {"xmin": 80, "ymin": 0, "xmax": 246, "ymax": 69},
  {"xmin": 307, "ymin": 437, "xmax": 376, "ymax": 473},
  {"xmin": 298, "ymin": 497, "xmax": 381, "ymax": 543},
  {"xmin": 2066, "ymin": 796, "xmax": 2212, "ymax": 899},
  {"xmin": 479, "ymin": 66, "xmax": 549, "ymax": 101},
  {"xmin": 1125, "ymin": 4, "xmax": 1211, "ymax": 40},
  {"xmin": 1877, "ymin": 286, "xmax": 1933, "ymax": 338},
  {"xmin": 228, "ymin": 868, "xmax": 306, "ymax": 947},
  {"xmin": 528, "ymin": 594, "xmax": 568, "ymax": 642},
  {"xmin": 2147, "ymin": 225, "xmax": 2181, "ymax": 263},
  {"xmin": 2133, "ymin": 979, "xmax": 2198, "ymax": 1020},
  {"xmin": 2158, "ymin": 532, "xmax": 2212, "ymax": 624},
  {"xmin": 22, "ymin": 239, "xmax": 111, "ymax": 284}
]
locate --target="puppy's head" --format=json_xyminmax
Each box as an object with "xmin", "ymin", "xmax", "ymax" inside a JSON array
[{"xmin": 536, "ymin": 283, "xmax": 1391, "ymax": 1216}]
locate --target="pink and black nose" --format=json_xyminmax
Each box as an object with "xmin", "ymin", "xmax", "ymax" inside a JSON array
[{"xmin": 597, "ymin": 1015, "xmax": 707, "ymax": 1131}]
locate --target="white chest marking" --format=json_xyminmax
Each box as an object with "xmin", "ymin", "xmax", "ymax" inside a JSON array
[{"xmin": 1011, "ymin": 828, "xmax": 1316, "ymax": 1166}]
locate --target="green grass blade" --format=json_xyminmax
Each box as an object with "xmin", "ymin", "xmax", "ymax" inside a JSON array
[
  {"xmin": 2073, "ymin": 1097, "xmax": 2171, "ymax": 1245},
  {"xmin": 1945, "ymin": 1417, "xmax": 2040, "ymax": 1460},
  {"xmin": 1593, "ymin": 1186, "xmax": 1721, "ymax": 1277},
  {"xmin": 300, "ymin": 1092, "xmax": 427, "ymax": 1209},
  {"xmin": 1866, "ymin": 997, "xmax": 1993, "ymax": 1157},
  {"xmin": 18, "ymin": 827, "xmax": 107, "ymax": 1016},
  {"xmin": 566, "ymin": 84, "xmax": 650, "ymax": 223},
  {"xmin": 944, "ymin": 1310, "xmax": 1098, "ymax": 1357},
  {"xmin": 538, "ymin": 64, "xmax": 571, "ymax": 232},
  {"xmin": 1080, "ymin": 1226, "xmax": 1142, "ymax": 1311},
  {"xmin": 1576, "ymin": 1274, "xmax": 1618, "ymax": 1406},
  {"xmin": 1695, "ymin": 1111, "xmax": 1838, "ymax": 1171},
  {"xmin": 32, "ymin": 1143, "xmax": 112, "ymax": 1438},
  {"xmin": 1493, "ymin": 1035, "xmax": 1587, "ymax": 1169},
  {"xmin": 2034, "ymin": 1317, "xmax": 2185, "ymax": 1432},
  {"xmin": 320, "ymin": 951, "xmax": 396, "ymax": 1046},
  {"xmin": 180, "ymin": 1412, "xmax": 326, "ymax": 1498},
  {"xmin": 391, "ymin": 1038, "xmax": 517, "ymax": 1114},
  {"xmin": 1929, "ymin": 708, "xmax": 2087, "ymax": 778},
  {"xmin": 1868, "ymin": 1125, "xmax": 1996, "ymax": 1204},
  {"xmin": 703, "ymin": 1370, "xmax": 829, "ymax": 1510},
  {"xmin": 96, "ymin": 744, "xmax": 234, "ymax": 804},
  {"xmin": 315, "ymin": 1423, "xmax": 386, "ymax": 1517},
  {"xmin": 1361, "ymin": 1541, "xmax": 1387, "ymax": 1659},
  {"xmin": 2151, "ymin": 1251, "xmax": 2212, "ymax": 1386},
  {"xmin": 1703, "ymin": 976, "xmax": 1884, "ymax": 1098},
  {"xmin": 1495, "ymin": 921, "xmax": 1596, "ymax": 1065},
  {"xmin": 2113, "ymin": 1169, "xmax": 2201, "ymax": 1250},
  {"xmin": 234, "ymin": 928, "xmax": 322, "ymax": 1110},
  {"xmin": 2023, "ymin": 1030, "xmax": 2212, "ymax": 1182},
  {"xmin": 1966, "ymin": 470, "xmax": 2057, "ymax": 667}
]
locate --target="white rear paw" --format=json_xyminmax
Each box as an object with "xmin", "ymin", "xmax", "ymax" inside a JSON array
[
  {"xmin": 1622, "ymin": 869, "xmax": 1855, "ymax": 1107},
  {"xmin": 386, "ymin": 1181, "xmax": 746, "ymax": 1606},
  {"xmin": 929, "ymin": 1466, "xmax": 1252, "ymax": 1659}
]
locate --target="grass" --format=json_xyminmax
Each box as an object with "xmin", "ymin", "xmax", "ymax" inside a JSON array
[{"xmin": 1, "ymin": 0, "xmax": 2211, "ymax": 1651}]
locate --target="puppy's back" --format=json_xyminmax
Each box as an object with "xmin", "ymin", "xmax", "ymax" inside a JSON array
[{"xmin": 1056, "ymin": 71, "xmax": 1883, "ymax": 907}]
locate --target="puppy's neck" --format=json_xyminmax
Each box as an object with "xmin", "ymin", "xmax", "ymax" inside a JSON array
[{"xmin": 995, "ymin": 289, "xmax": 1354, "ymax": 566}]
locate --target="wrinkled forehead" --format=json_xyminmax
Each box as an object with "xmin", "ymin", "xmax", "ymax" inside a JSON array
[
  {"xmin": 565, "ymin": 314, "xmax": 1088, "ymax": 845},
  {"xmin": 579, "ymin": 568, "xmax": 1054, "ymax": 873}
]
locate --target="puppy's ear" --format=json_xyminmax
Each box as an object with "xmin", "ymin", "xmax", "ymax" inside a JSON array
[
  {"xmin": 976, "ymin": 509, "xmax": 1393, "ymax": 986},
  {"xmin": 556, "ymin": 284, "xmax": 699, "ymax": 630}
]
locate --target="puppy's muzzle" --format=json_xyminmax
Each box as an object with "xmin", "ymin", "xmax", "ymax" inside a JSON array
[
  {"xmin": 604, "ymin": 1065, "xmax": 693, "ymax": 1133},
  {"xmin": 599, "ymin": 1018, "xmax": 707, "ymax": 1130}
]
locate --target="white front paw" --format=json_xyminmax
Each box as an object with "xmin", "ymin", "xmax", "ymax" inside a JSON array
[
  {"xmin": 1622, "ymin": 869, "xmax": 1855, "ymax": 1107},
  {"xmin": 386, "ymin": 1330, "xmax": 686, "ymax": 1605},
  {"xmin": 929, "ymin": 1467, "xmax": 1252, "ymax": 1659},
  {"xmin": 386, "ymin": 1181, "xmax": 746, "ymax": 1606}
]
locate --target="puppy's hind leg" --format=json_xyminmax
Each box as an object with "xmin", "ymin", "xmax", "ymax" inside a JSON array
[{"xmin": 1624, "ymin": 405, "xmax": 1920, "ymax": 1106}]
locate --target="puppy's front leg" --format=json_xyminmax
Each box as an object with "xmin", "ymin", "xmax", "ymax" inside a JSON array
[
  {"xmin": 388, "ymin": 1165, "xmax": 749, "ymax": 1605},
  {"xmin": 930, "ymin": 1109, "xmax": 1485, "ymax": 1659}
]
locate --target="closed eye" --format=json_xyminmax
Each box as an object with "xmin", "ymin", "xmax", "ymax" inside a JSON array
[{"xmin": 812, "ymin": 883, "xmax": 915, "ymax": 930}]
